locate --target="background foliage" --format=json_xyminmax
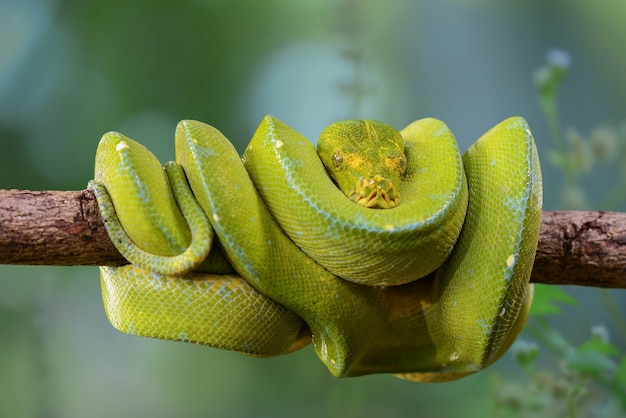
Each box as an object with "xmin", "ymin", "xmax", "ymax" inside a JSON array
[{"xmin": 1, "ymin": 0, "xmax": 625, "ymax": 416}]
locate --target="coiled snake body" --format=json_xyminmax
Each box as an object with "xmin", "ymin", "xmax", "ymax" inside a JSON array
[{"xmin": 89, "ymin": 115, "xmax": 542, "ymax": 382}]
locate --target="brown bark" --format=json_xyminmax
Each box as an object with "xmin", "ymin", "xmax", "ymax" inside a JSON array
[
  {"xmin": 0, "ymin": 189, "xmax": 120, "ymax": 266},
  {"xmin": 534, "ymin": 211, "xmax": 626, "ymax": 288},
  {"xmin": 0, "ymin": 189, "xmax": 625, "ymax": 289}
]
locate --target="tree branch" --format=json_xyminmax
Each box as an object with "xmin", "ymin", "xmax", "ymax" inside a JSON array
[
  {"xmin": 0, "ymin": 189, "xmax": 625, "ymax": 289},
  {"xmin": 0, "ymin": 189, "xmax": 120, "ymax": 266}
]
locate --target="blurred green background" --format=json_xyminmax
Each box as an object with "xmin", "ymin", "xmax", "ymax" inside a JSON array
[{"xmin": 1, "ymin": 0, "xmax": 625, "ymax": 417}]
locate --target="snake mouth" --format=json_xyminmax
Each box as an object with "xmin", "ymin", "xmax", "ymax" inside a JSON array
[{"xmin": 350, "ymin": 175, "xmax": 400, "ymax": 209}]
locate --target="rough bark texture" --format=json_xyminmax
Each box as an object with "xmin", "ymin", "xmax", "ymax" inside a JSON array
[
  {"xmin": 1, "ymin": 189, "xmax": 625, "ymax": 289},
  {"xmin": 0, "ymin": 189, "xmax": 120, "ymax": 266},
  {"xmin": 534, "ymin": 211, "xmax": 626, "ymax": 288}
]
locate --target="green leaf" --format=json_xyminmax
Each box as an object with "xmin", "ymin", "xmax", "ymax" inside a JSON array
[
  {"xmin": 511, "ymin": 340, "xmax": 539, "ymax": 369},
  {"xmin": 529, "ymin": 285, "xmax": 577, "ymax": 317},
  {"xmin": 578, "ymin": 339, "xmax": 619, "ymax": 357},
  {"xmin": 567, "ymin": 349, "xmax": 616, "ymax": 377},
  {"xmin": 526, "ymin": 320, "xmax": 573, "ymax": 355}
]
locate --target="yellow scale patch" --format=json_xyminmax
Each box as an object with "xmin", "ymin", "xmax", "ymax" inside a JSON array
[{"xmin": 344, "ymin": 153, "xmax": 364, "ymax": 169}]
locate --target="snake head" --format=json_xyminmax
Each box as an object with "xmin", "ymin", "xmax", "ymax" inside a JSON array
[{"xmin": 317, "ymin": 120, "xmax": 407, "ymax": 209}]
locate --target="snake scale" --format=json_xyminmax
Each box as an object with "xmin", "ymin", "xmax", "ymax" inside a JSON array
[{"xmin": 88, "ymin": 115, "xmax": 542, "ymax": 382}]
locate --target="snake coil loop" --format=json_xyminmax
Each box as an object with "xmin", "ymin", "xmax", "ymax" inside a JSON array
[{"xmin": 90, "ymin": 115, "xmax": 542, "ymax": 382}]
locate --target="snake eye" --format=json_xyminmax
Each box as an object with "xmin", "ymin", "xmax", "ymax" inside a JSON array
[
  {"xmin": 387, "ymin": 154, "xmax": 407, "ymax": 175},
  {"xmin": 397, "ymin": 154, "xmax": 407, "ymax": 172},
  {"xmin": 332, "ymin": 151, "xmax": 345, "ymax": 170}
]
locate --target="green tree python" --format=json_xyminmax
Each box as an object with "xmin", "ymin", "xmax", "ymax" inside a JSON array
[{"xmin": 88, "ymin": 115, "xmax": 542, "ymax": 382}]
